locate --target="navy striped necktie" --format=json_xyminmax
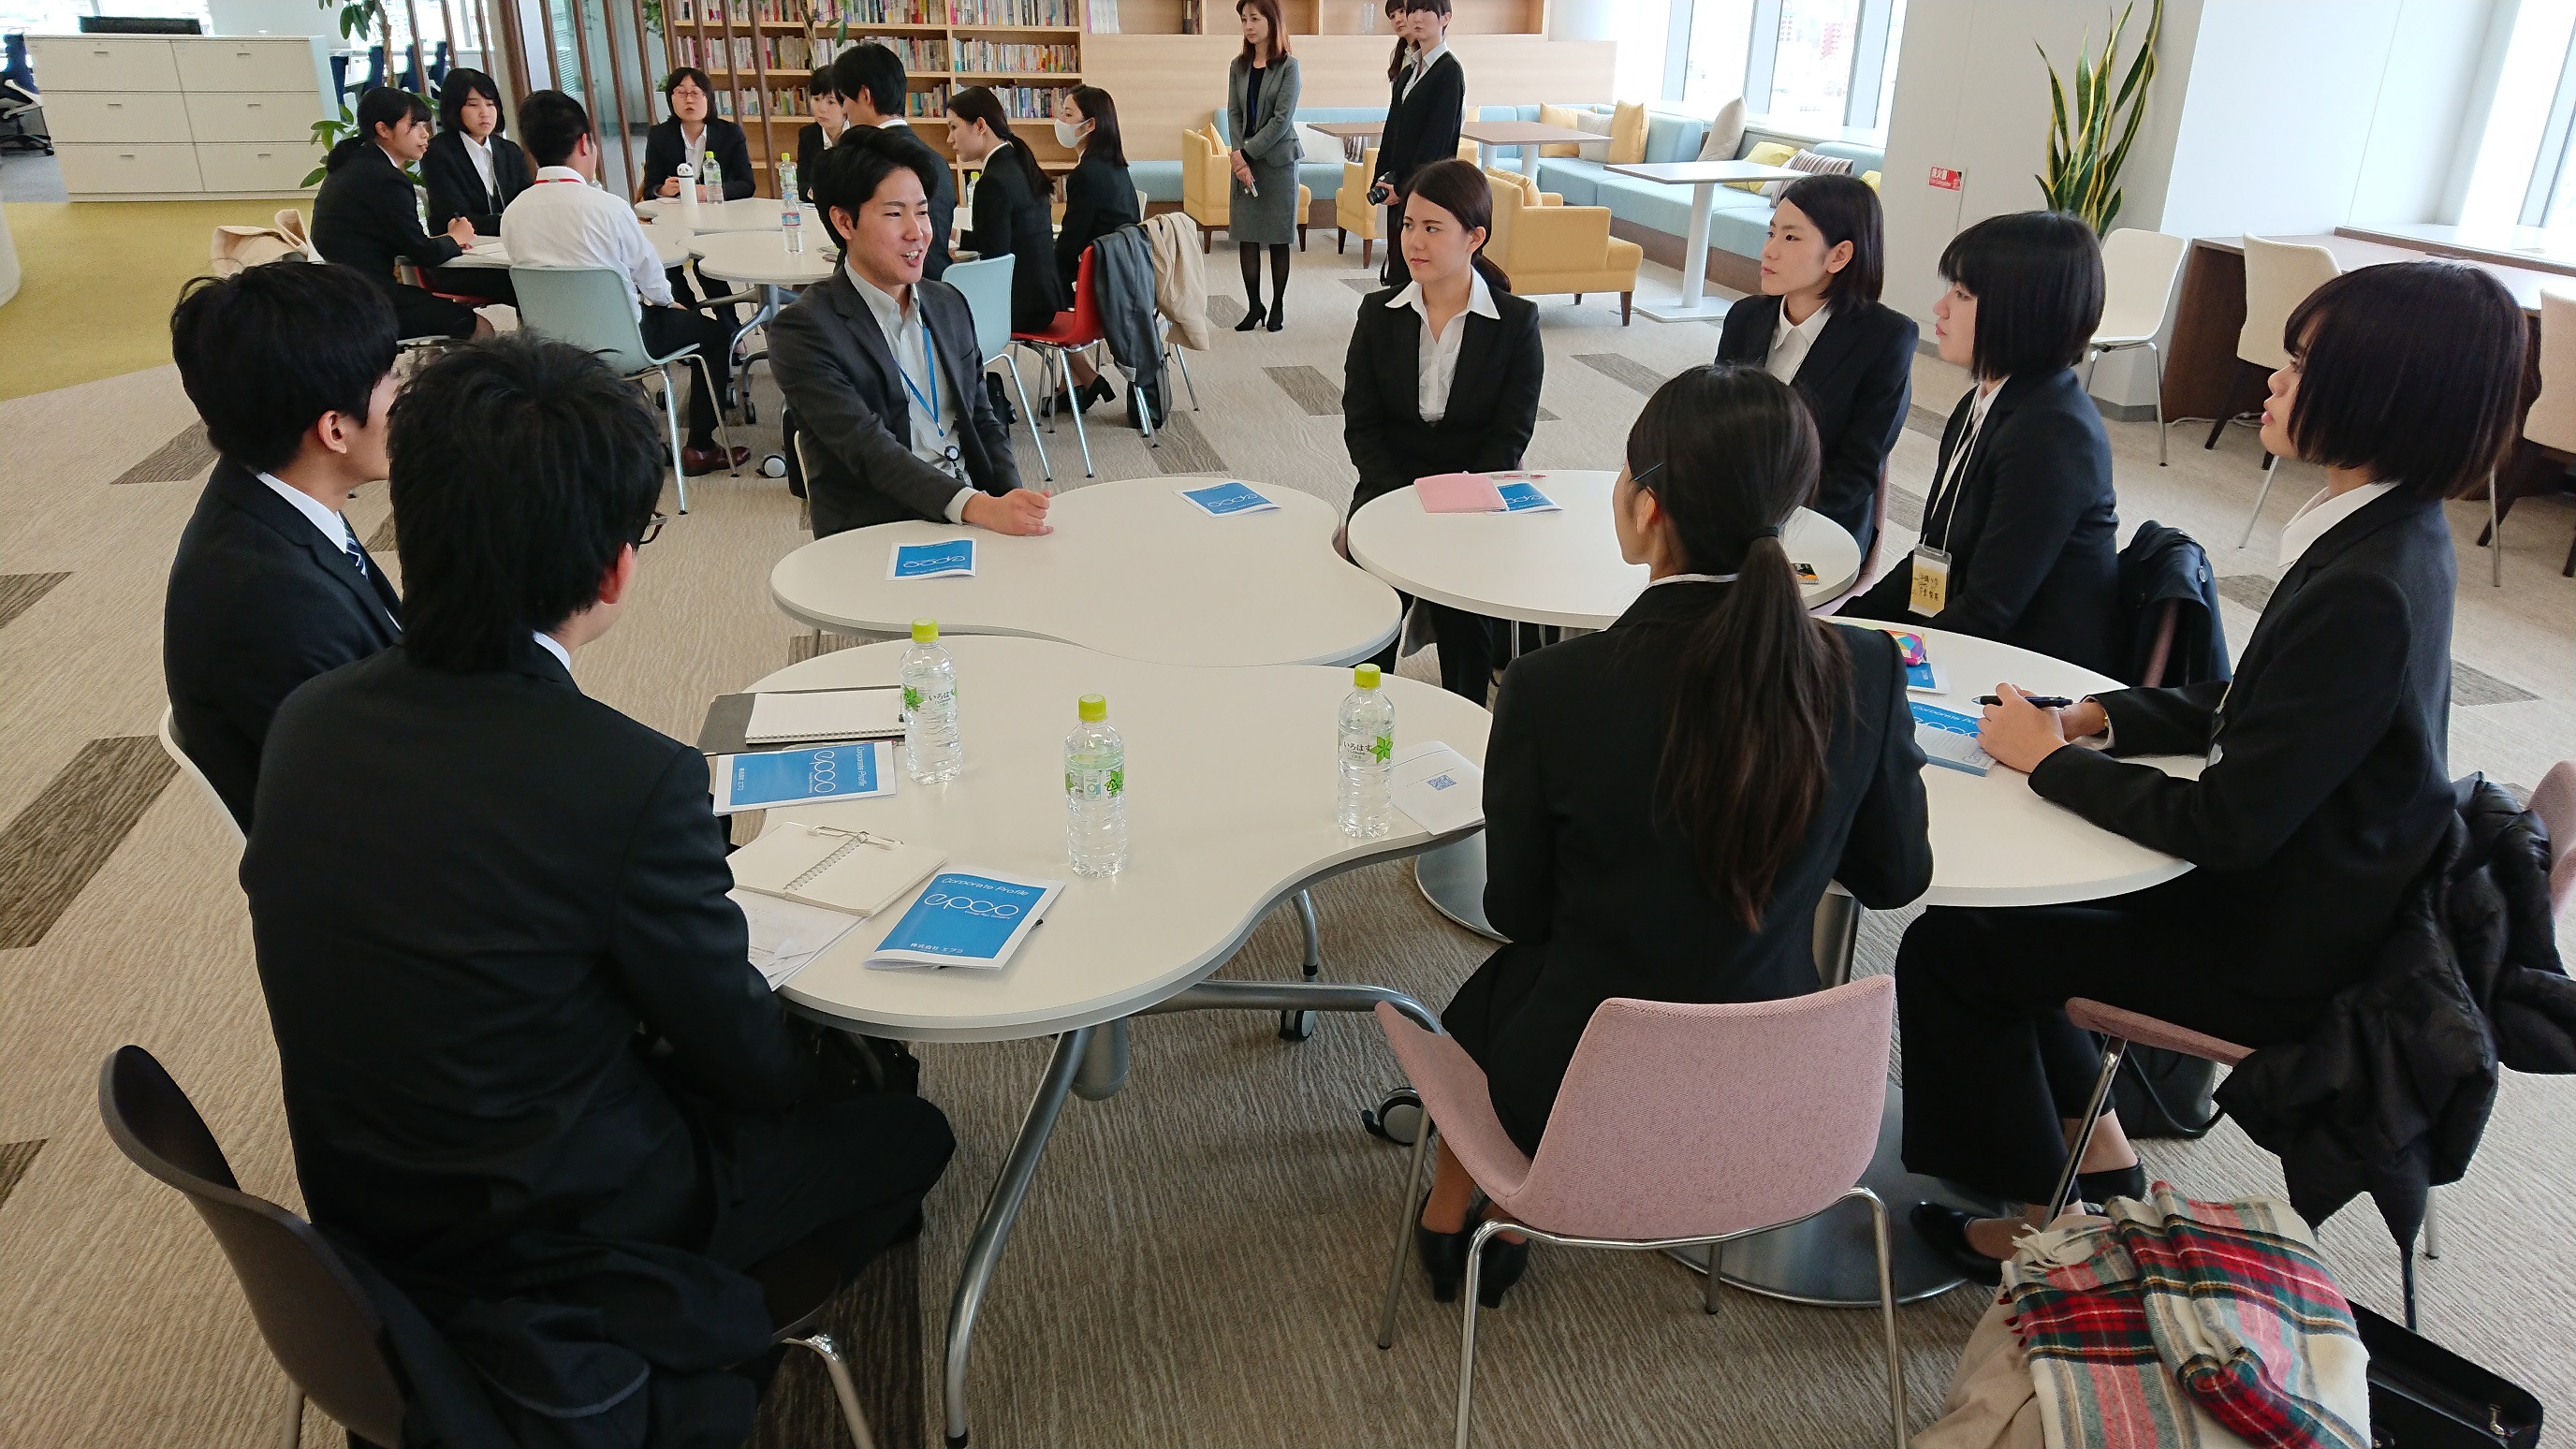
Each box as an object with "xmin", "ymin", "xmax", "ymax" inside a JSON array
[{"xmin": 340, "ymin": 518, "xmax": 367, "ymax": 578}]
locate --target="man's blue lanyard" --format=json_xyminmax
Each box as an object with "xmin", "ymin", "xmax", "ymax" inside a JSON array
[{"xmin": 893, "ymin": 314, "xmax": 961, "ymax": 479}]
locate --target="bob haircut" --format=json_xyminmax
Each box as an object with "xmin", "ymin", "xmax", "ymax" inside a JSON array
[
  {"xmin": 1938, "ymin": 210, "xmax": 2103, "ymax": 378},
  {"xmin": 809, "ymin": 66, "xmax": 836, "ymax": 101},
  {"xmin": 1236, "ymin": 0, "xmax": 1291, "ymax": 60},
  {"xmin": 1775, "ymin": 172, "xmax": 1883, "ymax": 308},
  {"xmin": 437, "ymin": 68, "xmax": 504, "ymax": 135},
  {"xmin": 517, "ymin": 88, "xmax": 590, "ymax": 168},
  {"xmin": 812, "ymin": 130, "xmax": 944, "ymax": 249},
  {"xmin": 662, "ymin": 66, "xmax": 715, "ymax": 106},
  {"xmin": 2282, "ymin": 261, "xmax": 2528, "ymax": 502},
  {"xmin": 1067, "ymin": 85, "xmax": 1126, "ymax": 168}
]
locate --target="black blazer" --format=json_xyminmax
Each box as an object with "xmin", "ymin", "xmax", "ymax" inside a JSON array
[
  {"xmin": 312, "ymin": 142, "xmax": 462, "ymax": 294},
  {"xmin": 1342, "ymin": 283, "xmax": 1544, "ymax": 511},
  {"xmin": 2030, "ymin": 488, "xmax": 2458, "ymax": 1000},
  {"xmin": 1056, "ymin": 148, "xmax": 1137, "ymax": 291},
  {"xmin": 795, "ymin": 121, "xmax": 844, "ymax": 201},
  {"xmin": 420, "ymin": 127, "xmax": 531, "ymax": 235},
  {"xmin": 163, "ymin": 459, "xmax": 402, "ymax": 828},
  {"xmin": 1376, "ymin": 49, "xmax": 1464, "ymax": 193},
  {"xmin": 845, "ymin": 121, "xmax": 954, "ymax": 281},
  {"xmin": 1851, "ymin": 367, "xmax": 2120, "ymax": 677},
  {"xmin": 769, "ymin": 269, "xmax": 1021, "ymax": 537},
  {"xmin": 1715, "ymin": 294, "xmax": 1917, "ymax": 557},
  {"xmin": 241, "ymin": 637, "xmax": 812, "ymax": 1408},
  {"xmin": 641, "ymin": 115, "xmax": 755, "ymax": 200},
  {"xmin": 1456, "ymin": 590, "xmax": 1934, "ymax": 1147},
  {"xmin": 963, "ymin": 154, "xmax": 1068, "ymax": 331}
]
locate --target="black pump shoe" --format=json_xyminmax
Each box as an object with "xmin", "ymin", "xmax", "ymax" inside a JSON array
[
  {"xmin": 1265, "ymin": 302, "xmax": 1286, "ymax": 332},
  {"xmin": 1416, "ymin": 1195, "xmax": 1471, "ymax": 1302},
  {"xmin": 1234, "ymin": 302, "xmax": 1267, "ymax": 332},
  {"xmin": 1468, "ymin": 1227, "xmax": 1530, "ymax": 1308},
  {"xmin": 1910, "ymin": 1202, "xmax": 2006, "ymax": 1286},
  {"xmin": 2074, "ymin": 1163, "xmax": 2147, "ymax": 1208}
]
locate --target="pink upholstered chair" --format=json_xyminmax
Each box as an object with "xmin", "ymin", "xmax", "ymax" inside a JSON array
[
  {"xmin": 2530, "ymin": 760, "xmax": 2576, "ymax": 915},
  {"xmin": 1369, "ymin": 977, "xmax": 1906, "ymax": 1449}
]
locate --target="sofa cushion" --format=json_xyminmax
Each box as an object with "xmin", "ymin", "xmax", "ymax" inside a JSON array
[
  {"xmin": 1608, "ymin": 101, "xmax": 1647, "ymax": 164},
  {"xmin": 1728, "ymin": 139, "xmax": 1799, "ymax": 191},
  {"xmin": 1535, "ymin": 159, "xmax": 1601, "ymax": 206},
  {"xmin": 1298, "ymin": 158, "xmax": 1344, "ymax": 200},
  {"xmin": 1703, "ymin": 203, "xmax": 1773, "ymax": 262},
  {"xmin": 1814, "ymin": 139, "xmax": 1884, "ymax": 172},
  {"xmin": 1296, "ymin": 124, "xmax": 1341, "ymax": 162},
  {"xmin": 1130, "ymin": 159, "xmax": 1185, "ymax": 203},
  {"xmin": 1536, "ymin": 103, "xmax": 1588, "ymax": 157},
  {"xmin": 1591, "ymin": 172, "xmax": 1699, "ymax": 238},
  {"xmin": 1642, "ymin": 112, "xmax": 1708, "ymax": 165},
  {"xmin": 1697, "ymin": 97, "xmax": 1747, "ymax": 161},
  {"xmin": 1861, "ymin": 168, "xmax": 1881, "ymax": 191}
]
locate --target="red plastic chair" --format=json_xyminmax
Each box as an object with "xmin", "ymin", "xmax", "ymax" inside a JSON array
[{"xmin": 1011, "ymin": 249, "xmax": 1154, "ymax": 478}]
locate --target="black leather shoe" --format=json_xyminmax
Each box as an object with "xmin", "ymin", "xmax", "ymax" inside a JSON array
[
  {"xmin": 1416, "ymin": 1195, "xmax": 1470, "ymax": 1303},
  {"xmin": 1265, "ymin": 302, "xmax": 1286, "ymax": 332},
  {"xmin": 2075, "ymin": 1163, "xmax": 2147, "ymax": 1208},
  {"xmin": 1470, "ymin": 1227, "xmax": 1530, "ymax": 1308},
  {"xmin": 1081, "ymin": 375, "xmax": 1118, "ymax": 411},
  {"xmin": 1910, "ymin": 1202, "xmax": 2006, "ymax": 1286},
  {"xmin": 1234, "ymin": 302, "xmax": 1266, "ymax": 332}
]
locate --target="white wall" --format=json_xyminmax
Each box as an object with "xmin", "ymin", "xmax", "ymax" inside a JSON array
[
  {"xmin": 209, "ymin": 0, "xmax": 340, "ymax": 37},
  {"xmin": 2349, "ymin": 0, "xmax": 2505, "ymax": 225}
]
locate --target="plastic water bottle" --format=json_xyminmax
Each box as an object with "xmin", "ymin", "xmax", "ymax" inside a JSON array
[
  {"xmin": 781, "ymin": 194, "xmax": 804, "ymax": 253},
  {"xmin": 900, "ymin": 619, "xmax": 962, "ymax": 783},
  {"xmin": 703, "ymin": 154, "xmax": 724, "ymax": 200},
  {"xmin": 1337, "ymin": 664, "xmax": 1397, "ymax": 838},
  {"xmin": 1064, "ymin": 694, "xmax": 1128, "ymax": 876}
]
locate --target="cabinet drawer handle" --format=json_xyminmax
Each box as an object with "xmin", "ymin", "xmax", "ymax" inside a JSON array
[{"xmin": 246, "ymin": 102, "xmax": 262, "ymax": 108}]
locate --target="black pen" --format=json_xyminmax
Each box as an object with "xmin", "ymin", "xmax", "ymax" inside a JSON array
[{"xmin": 1972, "ymin": 695, "xmax": 2074, "ymax": 709}]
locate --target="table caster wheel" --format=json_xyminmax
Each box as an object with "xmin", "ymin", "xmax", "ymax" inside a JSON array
[
  {"xmin": 1277, "ymin": 1008, "xmax": 1315, "ymax": 1042},
  {"xmin": 760, "ymin": 454, "xmax": 787, "ymax": 478},
  {"xmin": 740, "ymin": 395, "xmax": 759, "ymax": 424},
  {"xmin": 1363, "ymin": 1087, "xmax": 1423, "ymax": 1146}
]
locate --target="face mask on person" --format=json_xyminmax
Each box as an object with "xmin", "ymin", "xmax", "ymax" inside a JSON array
[{"xmin": 1054, "ymin": 119, "xmax": 1087, "ymax": 148}]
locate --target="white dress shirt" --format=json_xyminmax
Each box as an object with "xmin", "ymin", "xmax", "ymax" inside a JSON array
[
  {"xmin": 2277, "ymin": 480, "xmax": 2396, "ymax": 570},
  {"xmin": 532, "ymin": 630, "xmax": 573, "ymax": 674},
  {"xmin": 501, "ymin": 167, "xmax": 674, "ymax": 319},
  {"xmin": 257, "ymin": 471, "xmax": 362, "ymax": 556},
  {"xmin": 1386, "ymin": 270, "xmax": 1499, "ymax": 423},
  {"xmin": 1403, "ymin": 40, "xmax": 1451, "ymax": 101},
  {"xmin": 1766, "ymin": 300, "xmax": 1833, "ymax": 384},
  {"xmin": 1923, "ymin": 379, "xmax": 2005, "ymax": 549},
  {"xmin": 679, "ymin": 123, "xmax": 710, "ymax": 183},
  {"xmin": 463, "ymin": 133, "xmax": 497, "ymax": 200},
  {"xmin": 846, "ymin": 263, "xmax": 973, "ymax": 522}
]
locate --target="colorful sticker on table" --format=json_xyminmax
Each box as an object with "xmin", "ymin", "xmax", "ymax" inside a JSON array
[
  {"xmin": 1496, "ymin": 481, "xmax": 1559, "ymax": 512},
  {"xmin": 889, "ymin": 539, "xmax": 975, "ymax": 579},
  {"xmin": 726, "ymin": 741, "xmax": 892, "ymax": 808},
  {"xmin": 877, "ymin": 871, "xmax": 1053, "ymax": 962},
  {"xmin": 1882, "ymin": 629, "xmax": 1940, "ymax": 692},
  {"xmin": 1178, "ymin": 480, "xmax": 1280, "ymax": 516},
  {"xmin": 1794, "ymin": 561, "xmax": 1819, "ymax": 584}
]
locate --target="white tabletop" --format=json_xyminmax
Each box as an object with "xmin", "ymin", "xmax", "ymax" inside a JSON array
[
  {"xmin": 447, "ymin": 227, "xmax": 690, "ymax": 269},
  {"xmin": 691, "ymin": 227, "xmax": 837, "ymax": 288},
  {"xmin": 635, "ymin": 197, "xmax": 802, "ymax": 232},
  {"xmin": 751, "ymin": 637, "xmax": 1494, "ymax": 1041},
  {"xmin": 769, "ymin": 478, "xmax": 1403, "ymax": 667},
  {"xmin": 1345, "ymin": 471, "xmax": 1861, "ymax": 628},
  {"xmin": 1839, "ymin": 620, "xmax": 2202, "ymax": 908}
]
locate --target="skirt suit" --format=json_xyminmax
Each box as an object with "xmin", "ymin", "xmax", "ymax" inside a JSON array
[{"xmin": 1226, "ymin": 54, "xmax": 1302, "ymax": 246}]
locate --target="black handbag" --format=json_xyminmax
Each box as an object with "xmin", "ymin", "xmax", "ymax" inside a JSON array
[
  {"xmin": 2112, "ymin": 1046, "xmax": 2222, "ymax": 1139},
  {"xmin": 2357, "ymin": 1304, "xmax": 2542, "ymax": 1447}
]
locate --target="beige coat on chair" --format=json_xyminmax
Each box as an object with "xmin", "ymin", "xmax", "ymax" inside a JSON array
[{"xmin": 1143, "ymin": 211, "xmax": 1212, "ymax": 352}]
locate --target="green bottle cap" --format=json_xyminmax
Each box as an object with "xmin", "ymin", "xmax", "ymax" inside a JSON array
[
  {"xmin": 1353, "ymin": 664, "xmax": 1382, "ymax": 689},
  {"xmin": 911, "ymin": 619, "xmax": 938, "ymax": 642},
  {"xmin": 1077, "ymin": 693, "xmax": 1107, "ymax": 722}
]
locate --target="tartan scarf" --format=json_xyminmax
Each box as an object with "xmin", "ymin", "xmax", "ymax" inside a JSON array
[{"xmin": 2004, "ymin": 1184, "xmax": 2367, "ymax": 1449}]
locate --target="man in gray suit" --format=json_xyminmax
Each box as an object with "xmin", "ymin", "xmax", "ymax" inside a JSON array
[{"xmin": 768, "ymin": 134, "xmax": 1049, "ymax": 539}]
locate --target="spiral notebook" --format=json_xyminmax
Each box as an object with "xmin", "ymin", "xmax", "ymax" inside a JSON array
[{"xmin": 728, "ymin": 822, "xmax": 947, "ymax": 916}]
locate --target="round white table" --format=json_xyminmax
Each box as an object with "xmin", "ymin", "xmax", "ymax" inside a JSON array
[
  {"xmin": 749, "ymin": 636, "xmax": 1491, "ymax": 1445},
  {"xmin": 445, "ymin": 227, "xmax": 691, "ymax": 271},
  {"xmin": 692, "ymin": 228, "xmax": 839, "ymax": 383},
  {"xmin": 770, "ymin": 477, "xmax": 1403, "ymax": 667},
  {"xmin": 1345, "ymin": 469, "xmax": 1863, "ymax": 625},
  {"xmin": 635, "ymin": 196, "xmax": 808, "ymax": 232}
]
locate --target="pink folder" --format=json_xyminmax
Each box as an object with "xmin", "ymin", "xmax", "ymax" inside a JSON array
[{"xmin": 1414, "ymin": 473, "xmax": 1506, "ymax": 512}]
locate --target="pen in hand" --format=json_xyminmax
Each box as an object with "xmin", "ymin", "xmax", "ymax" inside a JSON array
[{"xmin": 1973, "ymin": 695, "xmax": 2073, "ymax": 709}]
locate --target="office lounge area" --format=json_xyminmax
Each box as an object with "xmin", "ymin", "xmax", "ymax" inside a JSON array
[{"xmin": 7, "ymin": 0, "xmax": 2576, "ymax": 1445}]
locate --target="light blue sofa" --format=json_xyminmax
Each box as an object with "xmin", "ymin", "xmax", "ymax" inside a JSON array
[{"xmin": 1128, "ymin": 104, "xmax": 1394, "ymax": 208}]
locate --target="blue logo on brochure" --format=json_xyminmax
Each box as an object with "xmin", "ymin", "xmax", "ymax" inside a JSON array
[
  {"xmin": 880, "ymin": 872, "xmax": 1046, "ymax": 960},
  {"xmin": 1496, "ymin": 482, "xmax": 1555, "ymax": 511},
  {"xmin": 729, "ymin": 743, "xmax": 881, "ymax": 808},
  {"xmin": 1183, "ymin": 481, "xmax": 1273, "ymax": 515},
  {"xmin": 1427, "ymin": 773, "xmax": 1457, "ymax": 791},
  {"xmin": 893, "ymin": 540, "xmax": 975, "ymax": 578}
]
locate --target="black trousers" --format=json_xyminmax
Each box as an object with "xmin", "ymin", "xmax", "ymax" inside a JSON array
[
  {"xmin": 424, "ymin": 264, "xmax": 517, "ymax": 307},
  {"xmin": 1895, "ymin": 880, "xmax": 2330, "ymax": 1206},
  {"xmin": 639, "ymin": 303, "xmax": 736, "ymax": 446},
  {"xmin": 1382, "ymin": 201, "xmax": 1407, "ymax": 285},
  {"xmin": 387, "ymin": 280, "xmax": 481, "ymax": 340},
  {"xmin": 1368, "ymin": 595, "xmax": 1504, "ymax": 704}
]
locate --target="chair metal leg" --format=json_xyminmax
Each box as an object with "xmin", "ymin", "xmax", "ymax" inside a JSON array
[
  {"xmin": 2046, "ymin": 1038, "xmax": 2130, "ymax": 1218},
  {"xmin": 783, "ymin": 1331, "xmax": 878, "ymax": 1449},
  {"xmin": 2422, "ymin": 1189, "xmax": 2442, "ymax": 1260},
  {"xmin": 1295, "ymin": 889, "xmax": 1321, "ymax": 980},
  {"xmin": 999, "ymin": 353, "xmax": 1051, "ymax": 486},
  {"xmin": 2489, "ymin": 472, "xmax": 2503, "ymax": 586},
  {"xmin": 1852, "ymin": 1187, "xmax": 1909, "ymax": 1448},
  {"xmin": 657, "ymin": 364, "xmax": 690, "ymax": 514},
  {"xmin": 2150, "ymin": 342, "xmax": 2168, "ymax": 466},
  {"xmin": 276, "ymin": 1383, "xmax": 304, "ymax": 1449},
  {"xmin": 2237, "ymin": 455, "xmax": 2279, "ymax": 548},
  {"xmin": 1170, "ymin": 342, "xmax": 1202, "ymax": 409},
  {"xmin": 1378, "ymin": 1122, "xmax": 1438, "ymax": 1349},
  {"xmin": 1060, "ymin": 350, "xmax": 1095, "ymax": 476},
  {"xmin": 1456, "ymin": 1220, "xmax": 1512, "ymax": 1449}
]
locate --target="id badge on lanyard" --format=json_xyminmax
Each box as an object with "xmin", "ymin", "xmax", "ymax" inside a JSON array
[
  {"xmin": 1911, "ymin": 398, "xmax": 1988, "ymax": 617},
  {"xmin": 897, "ymin": 329, "xmax": 964, "ymax": 484}
]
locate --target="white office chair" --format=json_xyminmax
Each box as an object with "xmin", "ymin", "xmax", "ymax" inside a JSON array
[
  {"xmin": 2490, "ymin": 289, "xmax": 2576, "ymax": 587},
  {"xmin": 157, "ymin": 707, "xmax": 242, "ymax": 846},
  {"xmin": 2086, "ymin": 228, "xmax": 2188, "ymax": 465},
  {"xmin": 2232, "ymin": 237, "xmax": 2343, "ymax": 547},
  {"xmin": 510, "ymin": 264, "xmax": 737, "ymax": 513}
]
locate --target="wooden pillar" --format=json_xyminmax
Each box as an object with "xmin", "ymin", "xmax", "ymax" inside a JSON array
[{"xmin": 598, "ymin": 0, "xmax": 639, "ymax": 198}]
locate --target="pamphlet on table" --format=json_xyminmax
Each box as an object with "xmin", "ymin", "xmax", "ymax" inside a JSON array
[
  {"xmin": 1387, "ymin": 740, "xmax": 1484, "ymax": 834},
  {"xmin": 710, "ymin": 740, "xmax": 897, "ymax": 814},
  {"xmin": 888, "ymin": 539, "xmax": 976, "ymax": 579},
  {"xmin": 1910, "ymin": 702, "xmax": 1993, "ymax": 776},
  {"xmin": 1492, "ymin": 478, "xmax": 1559, "ymax": 512},
  {"xmin": 746, "ymin": 687, "xmax": 906, "ymax": 744},
  {"xmin": 730, "ymin": 888, "xmax": 863, "ymax": 989},
  {"xmin": 1177, "ymin": 480, "xmax": 1280, "ymax": 516},
  {"xmin": 1413, "ymin": 473, "xmax": 1559, "ymax": 514},
  {"xmin": 1882, "ymin": 629, "xmax": 1947, "ymax": 695},
  {"xmin": 867, "ymin": 868, "xmax": 1063, "ymax": 971},
  {"xmin": 729, "ymin": 820, "xmax": 945, "ymax": 914}
]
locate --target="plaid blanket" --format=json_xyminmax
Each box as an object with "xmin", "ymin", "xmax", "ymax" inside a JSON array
[{"xmin": 2004, "ymin": 1185, "xmax": 2368, "ymax": 1449}]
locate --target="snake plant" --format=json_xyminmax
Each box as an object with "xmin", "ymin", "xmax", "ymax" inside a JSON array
[{"xmin": 2035, "ymin": 0, "xmax": 2163, "ymax": 233}]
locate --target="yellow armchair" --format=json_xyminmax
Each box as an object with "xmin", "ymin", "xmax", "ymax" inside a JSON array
[
  {"xmin": 1338, "ymin": 139, "xmax": 1487, "ymax": 267},
  {"xmin": 1181, "ymin": 124, "xmax": 1311, "ymax": 253},
  {"xmin": 1482, "ymin": 167, "xmax": 1643, "ymax": 324}
]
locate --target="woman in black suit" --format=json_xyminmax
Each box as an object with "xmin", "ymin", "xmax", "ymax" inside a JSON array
[
  {"xmin": 422, "ymin": 69, "xmax": 529, "ymax": 237},
  {"xmin": 1849, "ymin": 211, "xmax": 2120, "ymax": 677},
  {"xmin": 946, "ymin": 87, "xmax": 1067, "ymax": 333},
  {"xmin": 793, "ymin": 66, "xmax": 849, "ymax": 203},
  {"xmin": 641, "ymin": 67, "xmax": 755, "ymax": 202},
  {"xmin": 1343, "ymin": 160, "xmax": 1542, "ymax": 702},
  {"xmin": 1052, "ymin": 85, "xmax": 1137, "ymax": 412},
  {"xmin": 1714, "ymin": 174, "xmax": 1913, "ymax": 559},
  {"xmin": 312, "ymin": 87, "xmax": 490, "ymax": 341},
  {"xmin": 1900, "ymin": 261, "xmax": 2528, "ymax": 1281},
  {"xmin": 1371, "ymin": 0, "xmax": 1463, "ymax": 286},
  {"xmin": 1413, "ymin": 363, "xmax": 1936, "ymax": 1307}
]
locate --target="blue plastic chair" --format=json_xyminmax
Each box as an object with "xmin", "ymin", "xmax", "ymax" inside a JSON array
[
  {"xmin": 941, "ymin": 253, "xmax": 1052, "ymax": 483},
  {"xmin": 510, "ymin": 264, "xmax": 737, "ymax": 512}
]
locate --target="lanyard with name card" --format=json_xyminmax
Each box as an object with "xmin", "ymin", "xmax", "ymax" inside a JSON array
[
  {"xmin": 1910, "ymin": 387, "xmax": 1998, "ymax": 617},
  {"xmin": 893, "ymin": 313, "xmax": 963, "ymax": 482}
]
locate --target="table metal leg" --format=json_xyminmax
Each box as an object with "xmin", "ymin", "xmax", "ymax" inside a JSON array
[
  {"xmin": 1279, "ymin": 888, "xmax": 1325, "ymax": 1040},
  {"xmin": 944, "ymin": 1025, "xmax": 1090, "ymax": 1449},
  {"xmin": 1636, "ymin": 181, "xmax": 1732, "ymax": 322},
  {"xmin": 1139, "ymin": 977, "xmax": 1440, "ymax": 1033},
  {"xmin": 1519, "ymin": 146, "xmax": 1539, "ymax": 180},
  {"xmin": 1412, "ymin": 834, "xmax": 1503, "ymax": 942}
]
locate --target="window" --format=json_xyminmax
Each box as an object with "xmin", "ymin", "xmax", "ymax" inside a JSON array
[
  {"xmin": 1678, "ymin": 0, "xmax": 1903, "ymax": 131},
  {"xmin": 2461, "ymin": 0, "xmax": 2576, "ymax": 237}
]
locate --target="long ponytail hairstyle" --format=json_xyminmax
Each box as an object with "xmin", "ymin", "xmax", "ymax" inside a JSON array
[
  {"xmin": 1401, "ymin": 158, "xmax": 1510, "ymax": 292},
  {"xmin": 1383, "ymin": 0, "xmax": 1409, "ymax": 82},
  {"xmin": 329, "ymin": 87, "xmax": 431, "ymax": 172},
  {"xmin": 946, "ymin": 86, "xmax": 1051, "ymax": 198},
  {"xmin": 1627, "ymin": 365, "xmax": 1852, "ymax": 928}
]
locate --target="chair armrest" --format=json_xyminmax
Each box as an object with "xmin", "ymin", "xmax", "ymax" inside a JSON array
[
  {"xmin": 1539, "ymin": 193, "xmax": 1562, "ymax": 206},
  {"xmin": 1508, "ymin": 202, "xmax": 1613, "ymax": 262},
  {"xmin": 2064, "ymin": 999, "xmax": 2252, "ymax": 1066}
]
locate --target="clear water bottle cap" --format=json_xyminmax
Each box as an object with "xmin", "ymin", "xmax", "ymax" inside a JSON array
[
  {"xmin": 911, "ymin": 618, "xmax": 938, "ymax": 642},
  {"xmin": 1353, "ymin": 664, "xmax": 1382, "ymax": 689},
  {"xmin": 1077, "ymin": 694, "xmax": 1107, "ymax": 722}
]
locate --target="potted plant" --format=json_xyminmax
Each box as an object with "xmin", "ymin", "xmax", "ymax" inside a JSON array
[{"xmin": 2035, "ymin": 0, "xmax": 2163, "ymax": 233}]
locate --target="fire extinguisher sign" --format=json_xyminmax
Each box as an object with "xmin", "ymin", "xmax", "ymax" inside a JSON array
[{"xmin": 1928, "ymin": 167, "xmax": 1964, "ymax": 191}]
